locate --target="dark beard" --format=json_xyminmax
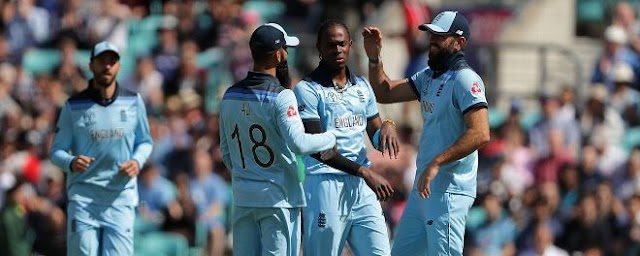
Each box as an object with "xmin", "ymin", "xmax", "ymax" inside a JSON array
[
  {"xmin": 276, "ymin": 60, "xmax": 291, "ymax": 88},
  {"xmin": 428, "ymin": 46, "xmax": 453, "ymax": 72}
]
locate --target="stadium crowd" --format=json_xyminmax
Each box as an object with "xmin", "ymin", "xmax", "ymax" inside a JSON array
[{"xmin": 3, "ymin": 0, "xmax": 640, "ymax": 255}]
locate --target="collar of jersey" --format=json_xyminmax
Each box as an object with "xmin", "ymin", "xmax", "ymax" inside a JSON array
[
  {"xmin": 87, "ymin": 79, "xmax": 120, "ymax": 107},
  {"xmin": 246, "ymin": 71, "xmax": 280, "ymax": 85},
  {"xmin": 309, "ymin": 63, "xmax": 357, "ymax": 88}
]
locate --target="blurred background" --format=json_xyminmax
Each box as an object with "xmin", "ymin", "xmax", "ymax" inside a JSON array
[{"xmin": 1, "ymin": 0, "xmax": 640, "ymax": 255}]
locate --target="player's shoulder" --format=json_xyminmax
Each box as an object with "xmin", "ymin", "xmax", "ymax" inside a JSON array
[
  {"xmin": 67, "ymin": 88, "xmax": 92, "ymax": 103},
  {"xmin": 349, "ymin": 70, "xmax": 370, "ymax": 88},
  {"xmin": 454, "ymin": 68, "xmax": 483, "ymax": 85},
  {"xmin": 118, "ymin": 86, "xmax": 139, "ymax": 98}
]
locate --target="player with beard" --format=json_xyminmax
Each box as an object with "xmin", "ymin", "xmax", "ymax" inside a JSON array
[
  {"xmin": 219, "ymin": 23, "xmax": 337, "ymax": 256},
  {"xmin": 363, "ymin": 11, "xmax": 490, "ymax": 255},
  {"xmin": 293, "ymin": 20, "xmax": 398, "ymax": 256},
  {"xmin": 50, "ymin": 41, "xmax": 154, "ymax": 255}
]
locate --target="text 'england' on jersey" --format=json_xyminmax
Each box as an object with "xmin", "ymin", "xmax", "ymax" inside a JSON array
[{"xmin": 294, "ymin": 70, "xmax": 379, "ymax": 175}]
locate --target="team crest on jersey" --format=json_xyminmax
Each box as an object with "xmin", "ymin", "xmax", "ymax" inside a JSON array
[
  {"xmin": 286, "ymin": 105, "xmax": 297, "ymax": 117},
  {"xmin": 471, "ymin": 82, "xmax": 482, "ymax": 94},
  {"xmin": 356, "ymin": 89, "xmax": 365, "ymax": 102},
  {"xmin": 81, "ymin": 110, "xmax": 96, "ymax": 128},
  {"xmin": 326, "ymin": 91, "xmax": 340, "ymax": 103}
]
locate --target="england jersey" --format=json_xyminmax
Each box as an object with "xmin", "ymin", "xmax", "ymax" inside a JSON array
[
  {"xmin": 294, "ymin": 66, "xmax": 379, "ymax": 175},
  {"xmin": 408, "ymin": 56, "xmax": 487, "ymax": 198},
  {"xmin": 219, "ymin": 72, "xmax": 336, "ymax": 208},
  {"xmin": 50, "ymin": 84, "xmax": 153, "ymax": 206}
]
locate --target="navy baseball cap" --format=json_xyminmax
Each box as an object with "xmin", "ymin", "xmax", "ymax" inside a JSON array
[
  {"xmin": 249, "ymin": 23, "xmax": 300, "ymax": 52},
  {"xmin": 419, "ymin": 11, "xmax": 470, "ymax": 37},
  {"xmin": 90, "ymin": 41, "xmax": 120, "ymax": 60}
]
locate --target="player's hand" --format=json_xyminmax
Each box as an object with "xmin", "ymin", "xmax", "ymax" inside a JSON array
[
  {"xmin": 71, "ymin": 155, "xmax": 95, "ymax": 172},
  {"xmin": 362, "ymin": 27, "xmax": 383, "ymax": 60},
  {"xmin": 320, "ymin": 145, "xmax": 338, "ymax": 161},
  {"xmin": 379, "ymin": 121, "xmax": 400, "ymax": 159},
  {"xmin": 360, "ymin": 167, "xmax": 394, "ymax": 201},
  {"xmin": 119, "ymin": 160, "xmax": 140, "ymax": 178},
  {"xmin": 417, "ymin": 162, "xmax": 439, "ymax": 199}
]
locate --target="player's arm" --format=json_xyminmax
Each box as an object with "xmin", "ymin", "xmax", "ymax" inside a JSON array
[
  {"xmin": 362, "ymin": 27, "xmax": 419, "ymax": 103},
  {"xmin": 219, "ymin": 115, "xmax": 233, "ymax": 170},
  {"xmin": 275, "ymin": 89, "xmax": 336, "ymax": 155},
  {"xmin": 431, "ymin": 106, "xmax": 490, "ymax": 166},
  {"xmin": 364, "ymin": 79, "xmax": 399, "ymax": 158},
  {"xmin": 131, "ymin": 95, "xmax": 154, "ymax": 168},
  {"xmin": 50, "ymin": 103, "xmax": 76, "ymax": 173}
]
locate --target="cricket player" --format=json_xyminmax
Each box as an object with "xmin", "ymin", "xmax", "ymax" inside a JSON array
[
  {"xmin": 50, "ymin": 41, "xmax": 153, "ymax": 256},
  {"xmin": 294, "ymin": 20, "xmax": 398, "ymax": 256},
  {"xmin": 363, "ymin": 11, "xmax": 491, "ymax": 255},
  {"xmin": 219, "ymin": 22, "xmax": 337, "ymax": 256}
]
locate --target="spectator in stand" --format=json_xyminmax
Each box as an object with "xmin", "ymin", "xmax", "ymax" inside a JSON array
[
  {"xmin": 519, "ymin": 223, "xmax": 569, "ymax": 256},
  {"xmin": 579, "ymin": 85, "xmax": 627, "ymax": 177},
  {"xmin": 591, "ymin": 25, "xmax": 640, "ymax": 90},
  {"xmin": 559, "ymin": 192, "xmax": 613, "ymax": 255},
  {"xmin": 609, "ymin": 62, "xmax": 640, "ymax": 127},
  {"xmin": 528, "ymin": 93, "xmax": 580, "ymax": 159},
  {"xmin": 468, "ymin": 193, "xmax": 517, "ymax": 256},
  {"xmin": 122, "ymin": 55, "xmax": 165, "ymax": 116},
  {"xmin": 614, "ymin": 147, "xmax": 640, "ymax": 200},
  {"xmin": 189, "ymin": 147, "xmax": 228, "ymax": 256},
  {"xmin": 51, "ymin": 37, "xmax": 86, "ymax": 93},
  {"xmin": 613, "ymin": 1, "xmax": 640, "ymax": 56}
]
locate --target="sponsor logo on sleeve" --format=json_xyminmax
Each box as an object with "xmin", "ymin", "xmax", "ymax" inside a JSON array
[
  {"xmin": 471, "ymin": 81, "xmax": 482, "ymax": 94},
  {"xmin": 287, "ymin": 105, "xmax": 298, "ymax": 117}
]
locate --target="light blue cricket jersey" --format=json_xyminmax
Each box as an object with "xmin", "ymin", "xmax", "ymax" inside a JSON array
[
  {"xmin": 294, "ymin": 66, "xmax": 379, "ymax": 175},
  {"xmin": 219, "ymin": 72, "xmax": 336, "ymax": 208},
  {"xmin": 408, "ymin": 53, "xmax": 488, "ymax": 198},
  {"xmin": 50, "ymin": 82, "xmax": 153, "ymax": 206}
]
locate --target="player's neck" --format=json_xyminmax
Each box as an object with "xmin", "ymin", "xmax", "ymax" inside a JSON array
[
  {"xmin": 321, "ymin": 62, "xmax": 348, "ymax": 87},
  {"xmin": 252, "ymin": 65, "xmax": 276, "ymax": 77},
  {"xmin": 93, "ymin": 81, "xmax": 117, "ymax": 101}
]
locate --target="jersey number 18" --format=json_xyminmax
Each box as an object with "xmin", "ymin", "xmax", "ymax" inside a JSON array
[{"xmin": 231, "ymin": 124, "xmax": 275, "ymax": 169}]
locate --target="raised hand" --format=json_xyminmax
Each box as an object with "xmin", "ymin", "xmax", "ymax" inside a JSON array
[{"xmin": 362, "ymin": 27, "xmax": 383, "ymax": 60}]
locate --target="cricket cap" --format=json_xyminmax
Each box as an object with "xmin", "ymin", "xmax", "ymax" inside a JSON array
[
  {"xmin": 419, "ymin": 11, "xmax": 470, "ymax": 37},
  {"xmin": 91, "ymin": 41, "xmax": 120, "ymax": 60},
  {"xmin": 249, "ymin": 23, "xmax": 300, "ymax": 52}
]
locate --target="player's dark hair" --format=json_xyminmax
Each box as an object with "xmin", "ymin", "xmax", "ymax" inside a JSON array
[
  {"xmin": 316, "ymin": 20, "xmax": 351, "ymax": 44},
  {"xmin": 251, "ymin": 48, "xmax": 276, "ymax": 64}
]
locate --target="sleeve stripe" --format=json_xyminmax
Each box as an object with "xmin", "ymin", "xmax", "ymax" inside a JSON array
[
  {"xmin": 462, "ymin": 102, "xmax": 488, "ymax": 115},
  {"xmin": 366, "ymin": 113, "xmax": 380, "ymax": 122}
]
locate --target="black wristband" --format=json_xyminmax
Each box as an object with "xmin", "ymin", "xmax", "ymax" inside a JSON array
[{"xmin": 369, "ymin": 58, "xmax": 380, "ymax": 64}]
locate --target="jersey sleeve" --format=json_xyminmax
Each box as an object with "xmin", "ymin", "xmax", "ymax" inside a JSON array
[
  {"xmin": 293, "ymin": 81, "xmax": 321, "ymax": 121},
  {"xmin": 132, "ymin": 94, "xmax": 153, "ymax": 168},
  {"xmin": 50, "ymin": 102, "xmax": 75, "ymax": 173},
  {"xmin": 408, "ymin": 67, "xmax": 429, "ymax": 101},
  {"xmin": 219, "ymin": 104, "xmax": 233, "ymax": 170},
  {"xmin": 275, "ymin": 89, "xmax": 336, "ymax": 154},
  {"xmin": 363, "ymin": 78, "xmax": 380, "ymax": 120},
  {"xmin": 452, "ymin": 70, "xmax": 488, "ymax": 114}
]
